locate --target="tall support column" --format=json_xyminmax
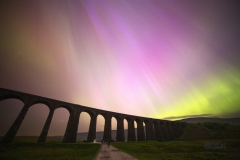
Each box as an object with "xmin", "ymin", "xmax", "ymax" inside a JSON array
[
  {"xmin": 173, "ymin": 125, "xmax": 178, "ymax": 138},
  {"xmin": 145, "ymin": 121, "xmax": 154, "ymax": 140},
  {"xmin": 137, "ymin": 120, "xmax": 145, "ymax": 141},
  {"xmin": 116, "ymin": 118, "xmax": 124, "ymax": 141},
  {"xmin": 127, "ymin": 119, "xmax": 136, "ymax": 141},
  {"xmin": 154, "ymin": 122, "xmax": 163, "ymax": 141},
  {"xmin": 62, "ymin": 108, "xmax": 81, "ymax": 143},
  {"xmin": 160, "ymin": 124, "xmax": 168, "ymax": 141},
  {"xmin": 145, "ymin": 122, "xmax": 152, "ymax": 141},
  {"xmin": 178, "ymin": 122, "xmax": 187, "ymax": 136},
  {"xmin": 171, "ymin": 124, "xmax": 176, "ymax": 140},
  {"xmin": 175, "ymin": 125, "xmax": 180, "ymax": 138},
  {"xmin": 167, "ymin": 124, "xmax": 175, "ymax": 140},
  {"xmin": 38, "ymin": 109, "xmax": 54, "ymax": 142},
  {"xmin": 103, "ymin": 116, "xmax": 111, "ymax": 141},
  {"xmin": 1, "ymin": 100, "xmax": 31, "ymax": 143},
  {"xmin": 87, "ymin": 114, "xmax": 97, "ymax": 142},
  {"xmin": 151, "ymin": 122, "xmax": 156, "ymax": 140}
]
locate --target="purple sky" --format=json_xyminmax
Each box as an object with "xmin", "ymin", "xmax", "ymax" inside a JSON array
[{"xmin": 0, "ymin": 0, "xmax": 240, "ymax": 136}]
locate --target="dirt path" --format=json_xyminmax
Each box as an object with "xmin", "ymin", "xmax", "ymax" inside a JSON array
[{"xmin": 94, "ymin": 144, "xmax": 138, "ymax": 160}]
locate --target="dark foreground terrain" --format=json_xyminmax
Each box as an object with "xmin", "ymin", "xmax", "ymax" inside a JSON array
[
  {"xmin": 0, "ymin": 138, "xmax": 101, "ymax": 160},
  {"xmin": 111, "ymin": 123, "xmax": 240, "ymax": 160},
  {"xmin": 0, "ymin": 123, "xmax": 239, "ymax": 160}
]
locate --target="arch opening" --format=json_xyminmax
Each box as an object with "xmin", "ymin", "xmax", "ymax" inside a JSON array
[
  {"xmin": 111, "ymin": 116, "xmax": 117, "ymax": 141},
  {"xmin": 16, "ymin": 103, "xmax": 49, "ymax": 142},
  {"xmin": 96, "ymin": 114, "xmax": 105, "ymax": 142},
  {"xmin": 134, "ymin": 120, "xmax": 137, "ymax": 141},
  {"xmin": 46, "ymin": 108, "xmax": 69, "ymax": 142},
  {"xmin": 77, "ymin": 111, "xmax": 91, "ymax": 142},
  {"xmin": 143, "ymin": 121, "xmax": 146, "ymax": 140},
  {"xmin": 123, "ymin": 118, "xmax": 128, "ymax": 141}
]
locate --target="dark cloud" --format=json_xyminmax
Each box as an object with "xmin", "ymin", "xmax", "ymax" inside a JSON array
[{"xmin": 163, "ymin": 114, "xmax": 215, "ymax": 120}]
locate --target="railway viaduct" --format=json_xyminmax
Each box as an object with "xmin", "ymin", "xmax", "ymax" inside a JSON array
[{"xmin": 0, "ymin": 88, "xmax": 187, "ymax": 143}]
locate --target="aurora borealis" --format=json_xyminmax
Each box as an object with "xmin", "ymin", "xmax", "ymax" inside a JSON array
[{"xmin": 0, "ymin": 0, "xmax": 240, "ymax": 136}]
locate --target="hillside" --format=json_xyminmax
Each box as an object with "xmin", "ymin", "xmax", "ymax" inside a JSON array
[
  {"xmin": 179, "ymin": 123, "xmax": 240, "ymax": 140},
  {"xmin": 179, "ymin": 117, "xmax": 240, "ymax": 124}
]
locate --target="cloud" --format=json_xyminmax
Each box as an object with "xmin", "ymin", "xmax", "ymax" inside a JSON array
[{"xmin": 162, "ymin": 114, "xmax": 214, "ymax": 120}]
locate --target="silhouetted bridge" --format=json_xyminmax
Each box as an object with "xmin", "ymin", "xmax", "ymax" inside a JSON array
[{"xmin": 0, "ymin": 88, "xmax": 186, "ymax": 143}]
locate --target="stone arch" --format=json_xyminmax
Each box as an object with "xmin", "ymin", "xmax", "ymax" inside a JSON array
[
  {"xmin": 0, "ymin": 94, "xmax": 25, "ymax": 104},
  {"xmin": 77, "ymin": 109, "xmax": 97, "ymax": 142},
  {"xmin": 159, "ymin": 120, "xmax": 168, "ymax": 141},
  {"xmin": 144, "ymin": 119, "xmax": 154, "ymax": 140},
  {"xmin": 111, "ymin": 116, "xmax": 117, "ymax": 141},
  {"xmin": 166, "ymin": 121, "xmax": 174, "ymax": 140},
  {"xmin": 181, "ymin": 122, "xmax": 187, "ymax": 128},
  {"xmin": 98, "ymin": 112, "xmax": 110, "ymax": 120},
  {"xmin": 82, "ymin": 109, "xmax": 95, "ymax": 117},
  {"xmin": 104, "ymin": 113, "xmax": 112, "ymax": 142},
  {"xmin": 28, "ymin": 99, "xmax": 52, "ymax": 110},
  {"xmin": 112, "ymin": 114, "xmax": 121, "ymax": 121},
  {"xmin": 123, "ymin": 118, "xmax": 128, "ymax": 141},
  {"xmin": 48, "ymin": 105, "xmax": 73, "ymax": 143},
  {"xmin": 95, "ymin": 113, "xmax": 107, "ymax": 141},
  {"xmin": 47, "ymin": 108, "xmax": 69, "ymax": 136},
  {"xmin": 125, "ymin": 116, "xmax": 136, "ymax": 141},
  {"xmin": 77, "ymin": 110, "xmax": 92, "ymax": 141},
  {"xmin": 177, "ymin": 122, "xmax": 187, "ymax": 137},
  {"xmin": 16, "ymin": 103, "xmax": 49, "ymax": 141},
  {"xmin": 170, "ymin": 122, "xmax": 176, "ymax": 139},
  {"xmin": 54, "ymin": 104, "xmax": 76, "ymax": 143},
  {"xmin": 135, "ymin": 118, "xmax": 145, "ymax": 141},
  {"xmin": 26, "ymin": 100, "xmax": 52, "ymax": 141},
  {"xmin": 165, "ymin": 121, "xmax": 170, "ymax": 135},
  {"xmin": 134, "ymin": 119, "xmax": 137, "ymax": 140},
  {"xmin": 96, "ymin": 113, "xmax": 107, "ymax": 125},
  {"xmin": 153, "ymin": 120, "xmax": 162, "ymax": 141},
  {"xmin": 112, "ymin": 114, "xmax": 124, "ymax": 141},
  {"xmin": 54, "ymin": 104, "xmax": 73, "ymax": 116},
  {"xmin": 0, "ymin": 94, "xmax": 30, "ymax": 143},
  {"xmin": 171, "ymin": 122, "xmax": 177, "ymax": 138},
  {"xmin": 175, "ymin": 122, "xmax": 181, "ymax": 138}
]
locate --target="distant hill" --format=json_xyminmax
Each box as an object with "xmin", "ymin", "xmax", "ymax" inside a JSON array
[
  {"xmin": 77, "ymin": 129, "xmax": 138, "ymax": 141},
  {"xmin": 179, "ymin": 117, "xmax": 240, "ymax": 125}
]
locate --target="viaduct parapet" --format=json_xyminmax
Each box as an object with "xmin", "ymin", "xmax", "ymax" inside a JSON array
[{"xmin": 0, "ymin": 88, "xmax": 187, "ymax": 143}]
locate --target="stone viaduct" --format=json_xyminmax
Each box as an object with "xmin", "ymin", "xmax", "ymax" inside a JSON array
[{"xmin": 0, "ymin": 88, "xmax": 187, "ymax": 143}]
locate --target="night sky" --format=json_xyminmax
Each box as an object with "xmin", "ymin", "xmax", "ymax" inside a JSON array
[{"xmin": 1, "ymin": 0, "xmax": 240, "ymax": 136}]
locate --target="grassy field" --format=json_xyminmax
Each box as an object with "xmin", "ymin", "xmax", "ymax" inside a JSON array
[
  {"xmin": 0, "ymin": 137, "xmax": 101, "ymax": 160},
  {"xmin": 111, "ymin": 123, "xmax": 240, "ymax": 160},
  {"xmin": 112, "ymin": 139, "xmax": 240, "ymax": 160},
  {"xmin": 1, "ymin": 123, "xmax": 239, "ymax": 159}
]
